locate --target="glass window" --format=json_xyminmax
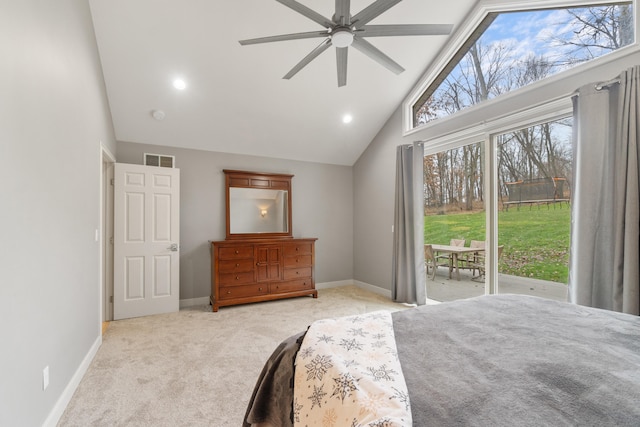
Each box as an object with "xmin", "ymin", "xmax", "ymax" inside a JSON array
[
  {"xmin": 413, "ymin": 2, "xmax": 633, "ymax": 127},
  {"xmin": 495, "ymin": 118, "xmax": 572, "ymax": 301},
  {"xmin": 424, "ymin": 142, "xmax": 486, "ymax": 302}
]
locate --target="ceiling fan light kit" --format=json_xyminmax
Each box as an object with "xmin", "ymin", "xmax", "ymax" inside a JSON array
[
  {"xmin": 331, "ymin": 29, "xmax": 354, "ymax": 48},
  {"xmin": 239, "ymin": 0, "xmax": 453, "ymax": 87}
]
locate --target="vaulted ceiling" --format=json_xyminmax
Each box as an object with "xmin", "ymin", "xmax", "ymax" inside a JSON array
[{"xmin": 89, "ymin": 0, "xmax": 477, "ymax": 166}]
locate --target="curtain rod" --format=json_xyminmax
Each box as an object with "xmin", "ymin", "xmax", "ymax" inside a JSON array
[{"xmin": 595, "ymin": 77, "xmax": 620, "ymax": 91}]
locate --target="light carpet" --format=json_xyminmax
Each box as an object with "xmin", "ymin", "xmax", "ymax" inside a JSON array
[{"xmin": 58, "ymin": 285, "xmax": 410, "ymax": 426}]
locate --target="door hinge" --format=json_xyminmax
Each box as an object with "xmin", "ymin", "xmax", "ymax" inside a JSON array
[
  {"xmin": 109, "ymin": 295, "xmax": 113, "ymax": 303},
  {"xmin": 110, "ymin": 178, "xmax": 114, "ymax": 186},
  {"xmin": 109, "ymin": 236, "xmax": 114, "ymax": 244}
]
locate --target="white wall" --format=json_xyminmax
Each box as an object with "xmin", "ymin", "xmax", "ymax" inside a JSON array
[
  {"xmin": 116, "ymin": 142, "xmax": 354, "ymax": 301},
  {"xmin": 0, "ymin": 0, "xmax": 116, "ymax": 425},
  {"xmin": 353, "ymin": 49, "xmax": 640, "ymax": 292}
]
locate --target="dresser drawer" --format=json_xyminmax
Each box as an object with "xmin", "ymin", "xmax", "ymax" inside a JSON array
[
  {"xmin": 271, "ymin": 279, "xmax": 313, "ymax": 294},
  {"xmin": 283, "ymin": 267, "xmax": 312, "ymax": 280},
  {"xmin": 219, "ymin": 271, "xmax": 255, "ymax": 286},
  {"xmin": 218, "ymin": 258, "xmax": 254, "ymax": 274},
  {"xmin": 218, "ymin": 246, "xmax": 253, "ymax": 259},
  {"xmin": 283, "ymin": 243, "xmax": 313, "ymax": 257},
  {"xmin": 218, "ymin": 284, "xmax": 268, "ymax": 300},
  {"xmin": 283, "ymin": 254, "xmax": 312, "ymax": 268}
]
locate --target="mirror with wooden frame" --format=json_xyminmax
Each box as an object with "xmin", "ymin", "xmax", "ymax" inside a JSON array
[{"xmin": 224, "ymin": 169, "xmax": 293, "ymax": 240}]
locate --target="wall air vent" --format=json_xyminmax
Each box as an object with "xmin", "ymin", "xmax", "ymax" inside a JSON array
[{"xmin": 144, "ymin": 153, "xmax": 175, "ymax": 168}]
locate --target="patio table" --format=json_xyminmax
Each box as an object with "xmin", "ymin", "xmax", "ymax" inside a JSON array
[{"xmin": 430, "ymin": 244, "xmax": 485, "ymax": 280}]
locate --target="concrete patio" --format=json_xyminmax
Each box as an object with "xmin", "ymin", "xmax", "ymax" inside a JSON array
[{"xmin": 426, "ymin": 266, "xmax": 568, "ymax": 303}]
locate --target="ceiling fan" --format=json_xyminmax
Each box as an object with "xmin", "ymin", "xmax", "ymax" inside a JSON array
[{"xmin": 239, "ymin": 0, "xmax": 453, "ymax": 87}]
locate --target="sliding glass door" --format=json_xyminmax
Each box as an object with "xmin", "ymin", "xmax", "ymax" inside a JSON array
[
  {"xmin": 423, "ymin": 115, "xmax": 572, "ymax": 303},
  {"xmin": 423, "ymin": 142, "xmax": 486, "ymax": 301},
  {"xmin": 495, "ymin": 118, "xmax": 572, "ymax": 301}
]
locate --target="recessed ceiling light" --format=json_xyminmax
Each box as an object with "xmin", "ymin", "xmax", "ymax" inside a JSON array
[
  {"xmin": 173, "ymin": 78, "xmax": 187, "ymax": 90},
  {"xmin": 342, "ymin": 114, "xmax": 353, "ymax": 124}
]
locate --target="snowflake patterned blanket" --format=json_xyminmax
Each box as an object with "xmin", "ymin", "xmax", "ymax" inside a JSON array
[{"xmin": 293, "ymin": 311, "xmax": 411, "ymax": 427}]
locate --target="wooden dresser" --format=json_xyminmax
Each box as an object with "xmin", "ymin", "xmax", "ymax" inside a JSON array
[{"xmin": 210, "ymin": 238, "xmax": 317, "ymax": 311}]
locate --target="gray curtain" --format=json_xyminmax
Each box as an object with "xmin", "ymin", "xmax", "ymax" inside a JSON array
[
  {"xmin": 569, "ymin": 65, "xmax": 640, "ymax": 315},
  {"xmin": 392, "ymin": 142, "xmax": 426, "ymax": 305}
]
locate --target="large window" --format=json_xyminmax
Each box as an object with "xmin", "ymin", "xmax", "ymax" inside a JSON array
[
  {"xmin": 412, "ymin": 2, "xmax": 633, "ymax": 128},
  {"xmin": 423, "ymin": 116, "xmax": 573, "ymax": 303},
  {"xmin": 495, "ymin": 118, "xmax": 572, "ymax": 300}
]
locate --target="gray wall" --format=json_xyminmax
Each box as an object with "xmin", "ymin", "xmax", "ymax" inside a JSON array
[
  {"xmin": 117, "ymin": 142, "xmax": 354, "ymax": 301},
  {"xmin": 352, "ymin": 49, "xmax": 640, "ymax": 293},
  {"xmin": 353, "ymin": 109, "xmax": 403, "ymax": 290},
  {"xmin": 0, "ymin": 0, "xmax": 116, "ymax": 425}
]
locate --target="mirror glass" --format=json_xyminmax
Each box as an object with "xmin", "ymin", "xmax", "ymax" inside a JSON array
[{"xmin": 229, "ymin": 188, "xmax": 289, "ymax": 234}]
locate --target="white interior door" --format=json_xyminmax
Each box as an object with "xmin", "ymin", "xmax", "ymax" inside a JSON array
[{"xmin": 113, "ymin": 163, "xmax": 180, "ymax": 320}]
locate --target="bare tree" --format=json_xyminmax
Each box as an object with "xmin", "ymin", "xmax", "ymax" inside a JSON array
[
  {"xmin": 548, "ymin": 4, "xmax": 633, "ymax": 66},
  {"xmin": 421, "ymin": 4, "xmax": 626, "ymax": 210}
]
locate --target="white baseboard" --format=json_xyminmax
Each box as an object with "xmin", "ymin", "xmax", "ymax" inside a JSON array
[
  {"xmin": 316, "ymin": 280, "xmax": 355, "ymax": 289},
  {"xmin": 316, "ymin": 279, "xmax": 393, "ymax": 300},
  {"xmin": 350, "ymin": 280, "xmax": 438, "ymax": 305},
  {"xmin": 352, "ymin": 280, "xmax": 393, "ymax": 299},
  {"xmin": 179, "ymin": 296, "xmax": 210, "ymax": 308},
  {"xmin": 43, "ymin": 335, "xmax": 102, "ymax": 427}
]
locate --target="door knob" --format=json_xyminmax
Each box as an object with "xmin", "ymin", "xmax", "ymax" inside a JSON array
[{"xmin": 168, "ymin": 243, "xmax": 179, "ymax": 252}]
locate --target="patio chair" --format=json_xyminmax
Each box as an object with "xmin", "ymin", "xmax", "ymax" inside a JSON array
[
  {"xmin": 450, "ymin": 239, "xmax": 465, "ymax": 246},
  {"xmin": 424, "ymin": 244, "xmax": 449, "ymax": 280},
  {"xmin": 468, "ymin": 240, "xmax": 486, "ymax": 275},
  {"xmin": 470, "ymin": 245, "xmax": 504, "ymax": 281},
  {"xmin": 448, "ymin": 238, "xmax": 466, "ymax": 270}
]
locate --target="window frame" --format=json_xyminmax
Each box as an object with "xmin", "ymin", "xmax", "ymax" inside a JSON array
[{"xmin": 403, "ymin": 0, "xmax": 638, "ymax": 135}]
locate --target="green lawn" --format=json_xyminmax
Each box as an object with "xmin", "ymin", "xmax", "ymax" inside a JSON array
[{"xmin": 424, "ymin": 205, "xmax": 570, "ymax": 283}]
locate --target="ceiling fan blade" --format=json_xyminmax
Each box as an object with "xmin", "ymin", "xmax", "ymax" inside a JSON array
[
  {"xmin": 351, "ymin": 37, "xmax": 404, "ymax": 74},
  {"xmin": 360, "ymin": 24, "xmax": 454, "ymax": 37},
  {"xmin": 335, "ymin": 0, "xmax": 351, "ymax": 25},
  {"xmin": 239, "ymin": 30, "xmax": 329, "ymax": 46},
  {"xmin": 351, "ymin": 0, "xmax": 402, "ymax": 29},
  {"xmin": 276, "ymin": 0, "xmax": 333, "ymax": 28},
  {"xmin": 336, "ymin": 47, "xmax": 348, "ymax": 87},
  {"xmin": 283, "ymin": 38, "xmax": 332, "ymax": 80}
]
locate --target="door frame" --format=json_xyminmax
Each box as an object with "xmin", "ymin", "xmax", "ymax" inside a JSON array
[{"xmin": 100, "ymin": 144, "xmax": 115, "ymax": 324}]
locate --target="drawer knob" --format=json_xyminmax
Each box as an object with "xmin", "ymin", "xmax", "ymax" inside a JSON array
[
  {"xmin": 296, "ymin": 271, "xmax": 300, "ymax": 275},
  {"xmin": 226, "ymin": 290, "xmax": 231, "ymax": 294},
  {"xmin": 259, "ymin": 287, "xmax": 263, "ymax": 291},
  {"xmin": 235, "ymin": 276, "xmax": 239, "ymax": 280},
  {"xmin": 296, "ymin": 247, "xmax": 299, "ymax": 251},
  {"xmin": 235, "ymin": 263, "xmax": 240, "ymax": 267},
  {"xmin": 235, "ymin": 250, "xmax": 239, "ymax": 254}
]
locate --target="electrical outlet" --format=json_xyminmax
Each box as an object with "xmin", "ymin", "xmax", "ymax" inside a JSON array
[{"xmin": 43, "ymin": 366, "xmax": 49, "ymax": 391}]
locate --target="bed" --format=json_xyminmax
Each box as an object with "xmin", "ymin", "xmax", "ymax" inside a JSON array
[{"xmin": 243, "ymin": 294, "xmax": 640, "ymax": 426}]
